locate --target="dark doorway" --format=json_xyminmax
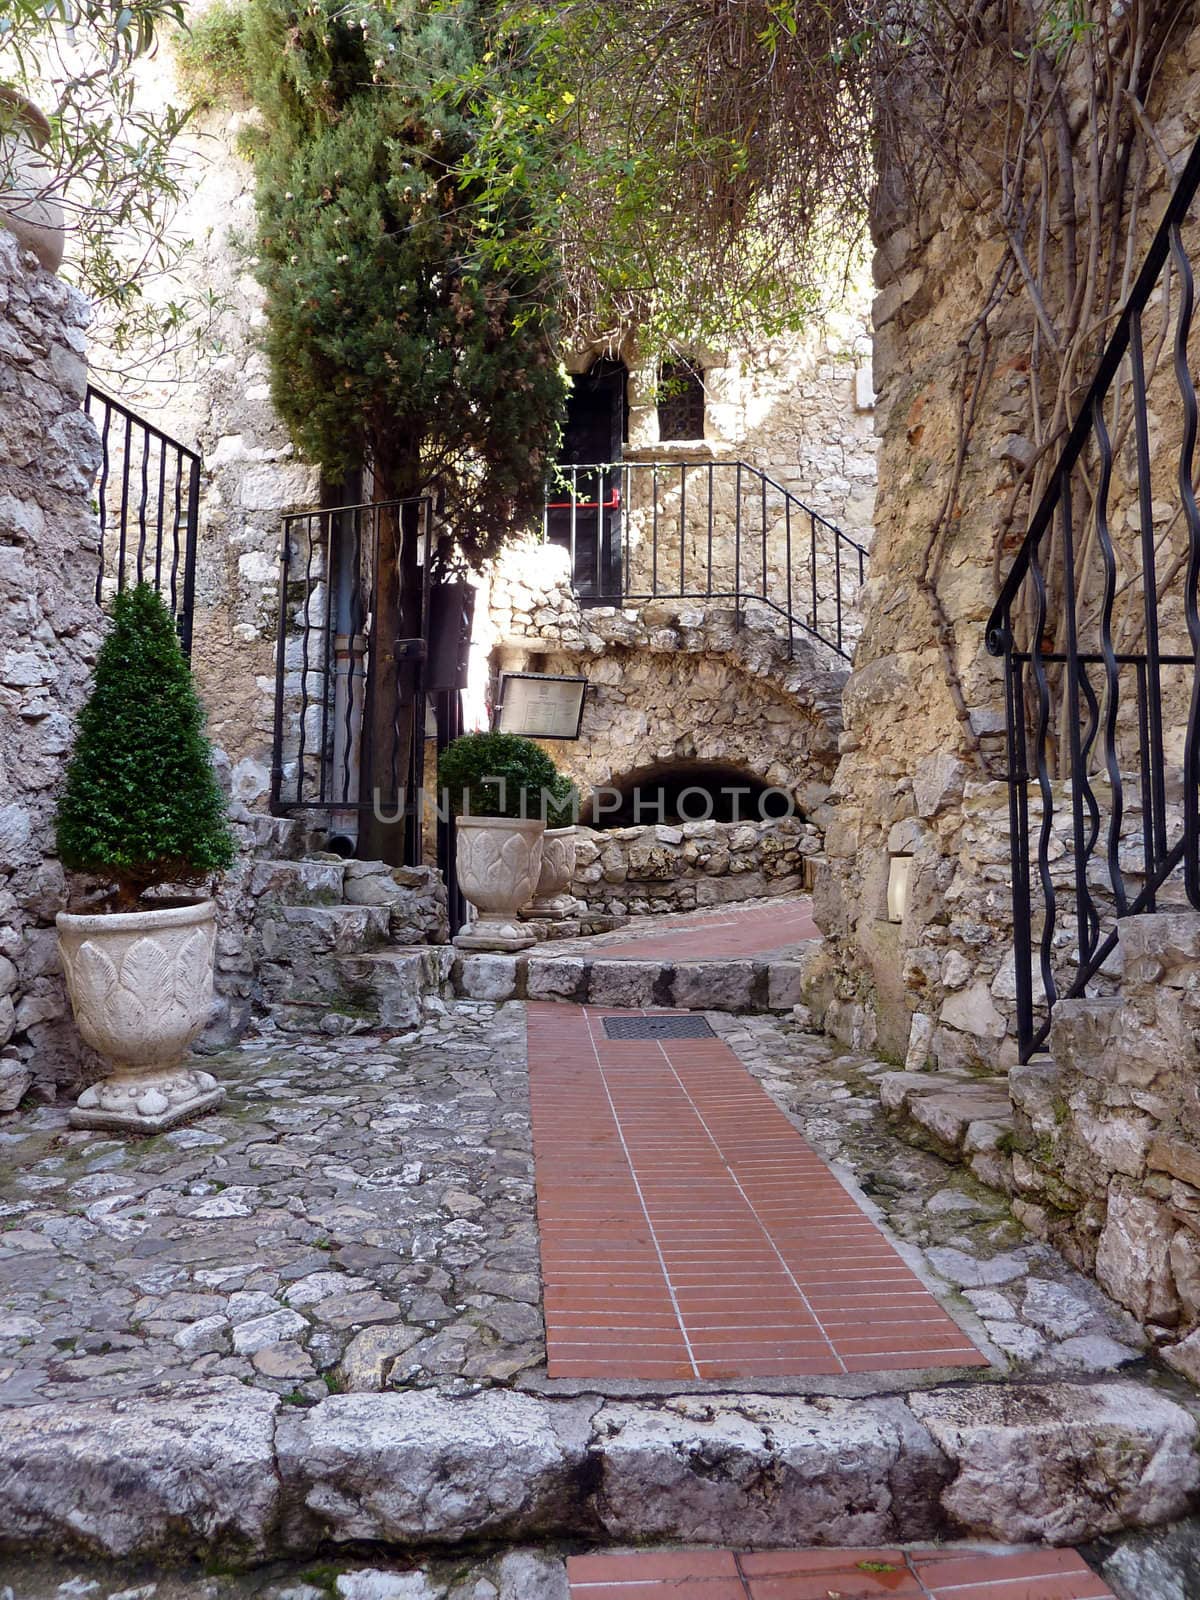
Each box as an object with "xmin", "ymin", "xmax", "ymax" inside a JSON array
[
  {"xmin": 546, "ymin": 358, "xmax": 627, "ymax": 601},
  {"xmin": 586, "ymin": 760, "xmax": 795, "ymax": 828}
]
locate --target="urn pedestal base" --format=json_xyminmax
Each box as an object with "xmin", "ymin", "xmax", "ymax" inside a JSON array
[
  {"xmin": 71, "ymin": 1066, "xmax": 225, "ymax": 1134},
  {"xmin": 453, "ymin": 916, "xmax": 537, "ymax": 953},
  {"xmin": 520, "ymin": 894, "xmax": 575, "ymax": 922}
]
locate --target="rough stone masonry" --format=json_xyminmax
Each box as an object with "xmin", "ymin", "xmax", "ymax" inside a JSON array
[{"xmin": 0, "ymin": 228, "xmax": 103, "ymax": 1107}]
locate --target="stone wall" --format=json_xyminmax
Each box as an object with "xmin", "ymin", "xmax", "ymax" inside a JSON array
[
  {"xmin": 85, "ymin": 73, "xmax": 320, "ymax": 811},
  {"xmin": 813, "ymin": 44, "xmax": 1200, "ymax": 1071},
  {"xmin": 571, "ymin": 817, "xmax": 821, "ymax": 917},
  {"xmin": 0, "ymin": 229, "xmax": 103, "ymax": 1106}
]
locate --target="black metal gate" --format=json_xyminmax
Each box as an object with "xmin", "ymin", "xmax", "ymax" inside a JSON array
[{"xmin": 269, "ymin": 496, "xmax": 472, "ymax": 928}]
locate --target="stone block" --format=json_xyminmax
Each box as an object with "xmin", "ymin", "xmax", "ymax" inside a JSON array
[
  {"xmin": 1007, "ymin": 1058, "xmax": 1063, "ymax": 1137},
  {"xmin": 1169, "ymin": 1229, "xmax": 1200, "ymax": 1320},
  {"xmin": 585, "ymin": 961, "xmax": 661, "ymax": 1008},
  {"xmin": 249, "ymin": 859, "xmax": 345, "ymax": 904},
  {"xmin": 939, "ymin": 982, "xmax": 1006, "ymax": 1041},
  {"xmin": 670, "ymin": 962, "xmax": 755, "ymax": 1012},
  {"xmin": 335, "ymin": 952, "xmax": 434, "ymax": 1030},
  {"xmin": 909, "ymin": 1088, "xmax": 1012, "ymax": 1152},
  {"xmin": 276, "ymin": 1391, "xmax": 593, "ymax": 1545},
  {"xmin": 1096, "ymin": 1186, "xmax": 1180, "ymax": 1324},
  {"xmin": 0, "ymin": 1385, "xmax": 281, "ymax": 1559},
  {"xmin": 766, "ymin": 962, "xmax": 806, "ymax": 1010},
  {"xmin": 913, "ymin": 752, "xmax": 966, "ymax": 818},
  {"xmin": 0, "ymin": 1056, "xmax": 32, "ymax": 1111},
  {"xmin": 909, "ymin": 1381, "xmax": 1200, "ymax": 1543},
  {"xmin": 260, "ymin": 905, "xmax": 389, "ymax": 962},
  {"xmin": 1073, "ymin": 1110, "xmax": 1153, "ymax": 1180},
  {"xmin": 593, "ymin": 1393, "xmax": 946, "ymax": 1546},
  {"xmin": 456, "ymin": 955, "xmax": 519, "ymax": 1002},
  {"xmin": 525, "ymin": 958, "xmax": 586, "ymax": 1001},
  {"xmin": 1148, "ymin": 1133, "xmax": 1200, "ymax": 1190},
  {"xmin": 625, "ymin": 844, "xmax": 676, "ymax": 881}
]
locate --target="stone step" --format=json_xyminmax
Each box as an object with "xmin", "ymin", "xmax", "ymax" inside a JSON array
[
  {"xmin": 265, "ymin": 947, "xmax": 453, "ymax": 1034},
  {"xmin": 335, "ymin": 949, "xmax": 454, "ymax": 1031},
  {"xmin": 878, "ymin": 1068, "xmax": 1015, "ymax": 1192},
  {"xmin": 259, "ymin": 904, "xmax": 391, "ymax": 964},
  {"xmin": 0, "ymin": 1375, "xmax": 1194, "ymax": 1563},
  {"xmin": 453, "ymin": 950, "xmax": 806, "ymax": 1012},
  {"xmin": 248, "ymin": 857, "xmax": 347, "ymax": 906}
]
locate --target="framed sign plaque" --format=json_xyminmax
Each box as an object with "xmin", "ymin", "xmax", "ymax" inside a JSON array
[{"xmin": 494, "ymin": 673, "xmax": 587, "ymax": 739}]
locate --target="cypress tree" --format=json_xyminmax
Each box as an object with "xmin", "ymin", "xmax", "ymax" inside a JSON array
[
  {"xmin": 55, "ymin": 584, "xmax": 236, "ymax": 911},
  {"xmin": 242, "ymin": 0, "xmax": 568, "ymax": 560}
]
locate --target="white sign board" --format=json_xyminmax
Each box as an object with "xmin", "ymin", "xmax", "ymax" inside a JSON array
[{"xmin": 495, "ymin": 674, "xmax": 587, "ymax": 739}]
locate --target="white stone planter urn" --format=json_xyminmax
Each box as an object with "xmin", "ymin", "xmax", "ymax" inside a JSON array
[
  {"xmin": 521, "ymin": 825, "xmax": 577, "ymax": 921},
  {"xmin": 56, "ymin": 899, "xmax": 224, "ymax": 1133},
  {"xmin": 454, "ymin": 816, "xmax": 544, "ymax": 952},
  {"xmin": 0, "ymin": 91, "xmax": 65, "ymax": 274}
]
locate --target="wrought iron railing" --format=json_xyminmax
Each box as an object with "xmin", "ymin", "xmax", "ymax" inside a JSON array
[
  {"xmin": 86, "ymin": 386, "xmax": 202, "ymax": 655},
  {"xmin": 542, "ymin": 459, "xmax": 868, "ymax": 660},
  {"xmin": 986, "ymin": 135, "xmax": 1200, "ymax": 1062}
]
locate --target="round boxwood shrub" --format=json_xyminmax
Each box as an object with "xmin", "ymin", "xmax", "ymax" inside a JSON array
[
  {"xmin": 546, "ymin": 774, "xmax": 580, "ymax": 830},
  {"xmin": 437, "ymin": 731, "xmax": 558, "ymax": 820},
  {"xmin": 55, "ymin": 583, "xmax": 236, "ymax": 911}
]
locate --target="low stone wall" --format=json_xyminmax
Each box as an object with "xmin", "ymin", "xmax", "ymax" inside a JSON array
[
  {"xmin": 1007, "ymin": 911, "xmax": 1200, "ymax": 1382},
  {"xmin": 573, "ymin": 818, "xmax": 821, "ymax": 916},
  {"xmin": 0, "ymin": 231, "xmax": 103, "ymax": 1108}
]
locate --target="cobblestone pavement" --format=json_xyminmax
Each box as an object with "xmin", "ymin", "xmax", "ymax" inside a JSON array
[
  {"xmin": 3, "ymin": 1525, "xmax": 1200, "ymax": 1600},
  {"xmin": 0, "ymin": 1002, "xmax": 543, "ymax": 1407},
  {"xmin": 713, "ymin": 1014, "xmax": 1149, "ymax": 1377},
  {"xmin": 0, "ymin": 998, "xmax": 1152, "ymax": 1406}
]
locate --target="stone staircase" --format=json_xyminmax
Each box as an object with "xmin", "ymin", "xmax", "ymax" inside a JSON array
[
  {"xmin": 256, "ymin": 859, "xmax": 453, "ymax": 1034},
  {"xmin": 214, "ymin": 834, "xmax": 453, "ymax": 1039}
]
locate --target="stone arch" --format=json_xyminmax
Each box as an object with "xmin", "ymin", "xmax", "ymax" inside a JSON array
[
  {"xmin": 585, "ymin": 756, "xmax": 794, "ymax": 828},
  {"xmin": 513, "ymin": 616, "xmax": 844, "ymax": 824}
]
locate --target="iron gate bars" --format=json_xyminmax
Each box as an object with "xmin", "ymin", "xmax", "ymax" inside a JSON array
[
  {"xmin": 270, "ymin": 495, "xmax": 435, "ymax": 838},
  {"xmin": 541, "ymin": 459, "xmax": 868, "ymax": 661},
  {"xmin": 86, "ymin": 386, "xmax": 202, "ymax": 655},
  {"xmin": 986, "ymin": 134, "xmax": 1200, "ymax": 1063}
]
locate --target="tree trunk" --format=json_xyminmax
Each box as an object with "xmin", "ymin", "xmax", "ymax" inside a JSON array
[{"xmin": 359, "ymin": 438, "xmax": 424, "ymax": 866}]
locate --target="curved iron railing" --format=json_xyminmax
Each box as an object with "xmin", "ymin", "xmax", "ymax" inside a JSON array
[
  {"xmin": 542, "ymin": 458, "xmax": 869, "ymax": 660},
  {"xmin": 85, "ymin": 386, "xmax": 201, "ymax": 655},
  {"xmin": 986, "ymin": 135, "xmax": 1200, "ymax": 1062}
]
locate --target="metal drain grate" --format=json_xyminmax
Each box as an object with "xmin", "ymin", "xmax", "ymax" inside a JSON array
[{"xmin": 602, "ymin": 1015, "xmax": 716, "ymax": 1041}]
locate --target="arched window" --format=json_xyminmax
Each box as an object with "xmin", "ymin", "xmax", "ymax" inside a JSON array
[{"xmin": 656, "ymin": 360, "xmax": 706, "ymax": 441}]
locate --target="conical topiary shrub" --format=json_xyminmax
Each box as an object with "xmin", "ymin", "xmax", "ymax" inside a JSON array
[{"xmin": 56, "ymin": 583, "xmax": 235, "ymax": 911}]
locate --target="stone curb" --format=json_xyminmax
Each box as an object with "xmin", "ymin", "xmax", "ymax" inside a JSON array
[
  {"xmin": 453, "ymin": 952, "xmax": 807, "ymax": 1011},
  {"xmin": 0, "ymin": 1378, "xmax": 1195, "ymax": 1565}
]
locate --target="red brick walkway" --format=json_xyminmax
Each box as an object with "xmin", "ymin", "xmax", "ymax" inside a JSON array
[
  {"xmin": 578, "ymin": 899, "xmax": 820, "ymax": 962},
  {"xmin": 528, "ymin": 1004, "xmax": 988, "ymax": 1380},
  {"xmin": 567, "ymin": 1546, "xmax": 1117, "ymax": 1598}
]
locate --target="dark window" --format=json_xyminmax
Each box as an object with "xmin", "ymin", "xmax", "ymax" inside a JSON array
[{"xmin": 656, "ymin": 361, "xmax": 705, "ymax": 440}]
